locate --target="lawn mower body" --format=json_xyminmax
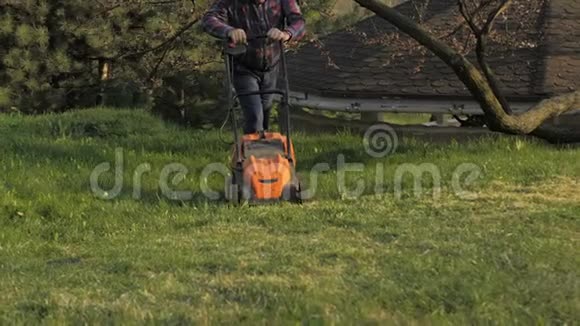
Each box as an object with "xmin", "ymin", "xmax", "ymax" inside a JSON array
[{"xmin": 223, "ymin": 37, "xmax": 302, "ymax": 204}]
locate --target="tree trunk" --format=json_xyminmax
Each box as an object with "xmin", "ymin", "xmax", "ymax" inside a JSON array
[{"xmin": 97, "ymin": 59, "xmax": 111, "ymax": 106}]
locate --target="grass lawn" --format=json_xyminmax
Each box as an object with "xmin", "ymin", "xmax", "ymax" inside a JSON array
[
  {"xmin": 0, "ymin": 108, "xmax": 578, "ymax": 324},
  {"xmin": 302, "ymin": 108, "xmax": 433, "ymax": 125}
]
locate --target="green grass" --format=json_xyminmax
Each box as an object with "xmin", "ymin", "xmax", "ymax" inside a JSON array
[
  {"xmin": 303, "ymin": 108, "xmax": 432, "ymax": 125},
  {"xmin": 381, "ymin": 112, "xmax": 432, "ymax": 125},
  {"xmin": 0, "ymin": 108, "xmax": 579, "ymax": 324}
]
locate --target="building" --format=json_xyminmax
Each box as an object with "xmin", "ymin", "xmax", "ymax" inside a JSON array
[{"xmin": 287, "ymin": 0, "xmax": 580, "ymax": 123}]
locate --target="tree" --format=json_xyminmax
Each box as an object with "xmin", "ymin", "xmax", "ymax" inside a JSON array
[
  {"xmin": 0, "ymin": 0, "xmax": 217, "ymax": 113},
  {"xmin": 0, "ymin": 0, "xmax": 87, "ymax": 112},
  {"xmin": 0, "ymin": 0, "xmax": 337, "ymax": 119},
  {"xmin": 352, "ymin": 0, "xmax": 580, "ymax": 143}
]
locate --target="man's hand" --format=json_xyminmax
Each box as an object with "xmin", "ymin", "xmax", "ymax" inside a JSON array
[
  {"xmin": 228, "ymin": 29, "xmax": 247, "ymax": 44},
  {"xmin": 267, "ymin": 28, "xmax": 291, "ymax": 42}
]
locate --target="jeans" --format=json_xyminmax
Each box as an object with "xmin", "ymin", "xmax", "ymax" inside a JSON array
[{"xmin": 233, "ymin": 65, "xmax": 279, "ymax": 134}]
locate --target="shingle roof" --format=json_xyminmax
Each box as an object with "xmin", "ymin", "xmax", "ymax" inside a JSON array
[{"xmin": 287, "ymin": 0, "xmax": 580, "ymax": 100}]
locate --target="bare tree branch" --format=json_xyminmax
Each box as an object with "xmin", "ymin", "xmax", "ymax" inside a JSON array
[
  {"xmin": 445, "ymin": 0, "xmax": 495, "ymax": 38},
  {"xmin": 474, "ymin": 37, "xmax": 512, "ymax": 114},
  {"xmin": 458, "ymin": 0, "xmax": 481, "ymax": 35},
  {"xmin": 117, "ymin": 18, "xmax": 200, "ymax": 60},
  {"xmin": 468, "ymin": 0, "xmax": 514, "ymax": 114},
  {"xmin": 353, "ymin": 0, "xmax": 580, "ymax": 143},
  {"xmin": 482, "ymin": 0, "xmax": 511, "ymax": 34},
  {"xmin": 148, "ymin": 44, "xmax": 173, "ymax": 83}
]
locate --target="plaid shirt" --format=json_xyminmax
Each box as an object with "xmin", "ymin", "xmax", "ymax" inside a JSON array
[{"xmin": 202, "ymin": 0, "xmax": 306, "ymax": 72}]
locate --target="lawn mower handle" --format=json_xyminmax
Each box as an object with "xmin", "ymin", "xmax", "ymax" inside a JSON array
[
  {"xmin": 222, "ymin": 35, "xmax": 280, "ymax": 55},
  {"xmin": 247, "ymin": 35, "xmax": 270, "ymax": 41},
  {"xmin": 222, "ymin": 33, "xmax": 293, "ymax": 162}
]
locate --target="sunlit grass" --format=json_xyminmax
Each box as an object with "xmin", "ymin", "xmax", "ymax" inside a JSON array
[{"xmin": 0, "ymin": 108, "xmax": 578, "ymax": 324}]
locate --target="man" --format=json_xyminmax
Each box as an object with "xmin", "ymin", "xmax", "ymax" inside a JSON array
[{"xmin": 202, "ymin": 0, "xmax": 306, "ymax": 134}]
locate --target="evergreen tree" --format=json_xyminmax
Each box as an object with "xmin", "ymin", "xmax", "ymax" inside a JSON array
[
  {"xmin": 0, "ymin": 0, "xmax": 335, "ymax": 115},
  {"xmin": 0, "ymin": 0, "xmax": 213, "ymax": 112}
]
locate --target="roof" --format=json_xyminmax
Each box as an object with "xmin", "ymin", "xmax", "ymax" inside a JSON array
[{"xmin": 287, "ymin": 0, "xmax": 580, "ymax": 100}]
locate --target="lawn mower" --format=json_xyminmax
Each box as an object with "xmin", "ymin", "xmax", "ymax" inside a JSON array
[{"xmin": 222, "ymin": 36, "xmax": 302, "ymax": 204}]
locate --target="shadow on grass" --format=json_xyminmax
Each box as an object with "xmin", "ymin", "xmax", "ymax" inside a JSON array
[
  {"xmin": 297, "ymin": 140, "xmax": 417, "ymax": 171},
  {"xmin": 299, "ymin": 148, "xmax": 387, "ymax": 171},
  {"xmin": 128, "ymin": 189, "xmax": 225, "ymax": 207},
  {"xmin": 5, "ymin": 141, "xmax": 110, "ymax": 166}
]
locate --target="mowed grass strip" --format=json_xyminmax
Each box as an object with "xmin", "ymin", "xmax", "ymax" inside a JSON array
[{"xmin": 0, "ymin": 108, "xmax": 578, "ymax": 324}]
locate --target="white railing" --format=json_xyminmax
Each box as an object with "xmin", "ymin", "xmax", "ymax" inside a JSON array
[{"xmin": 289, "ymin": 91, "xmax": 536, "ymax": 115}]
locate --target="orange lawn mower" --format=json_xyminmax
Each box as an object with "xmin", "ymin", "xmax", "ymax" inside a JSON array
[{"xmin": 222, "ymin": 36, "xmax": 302, "ymax": 204}]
